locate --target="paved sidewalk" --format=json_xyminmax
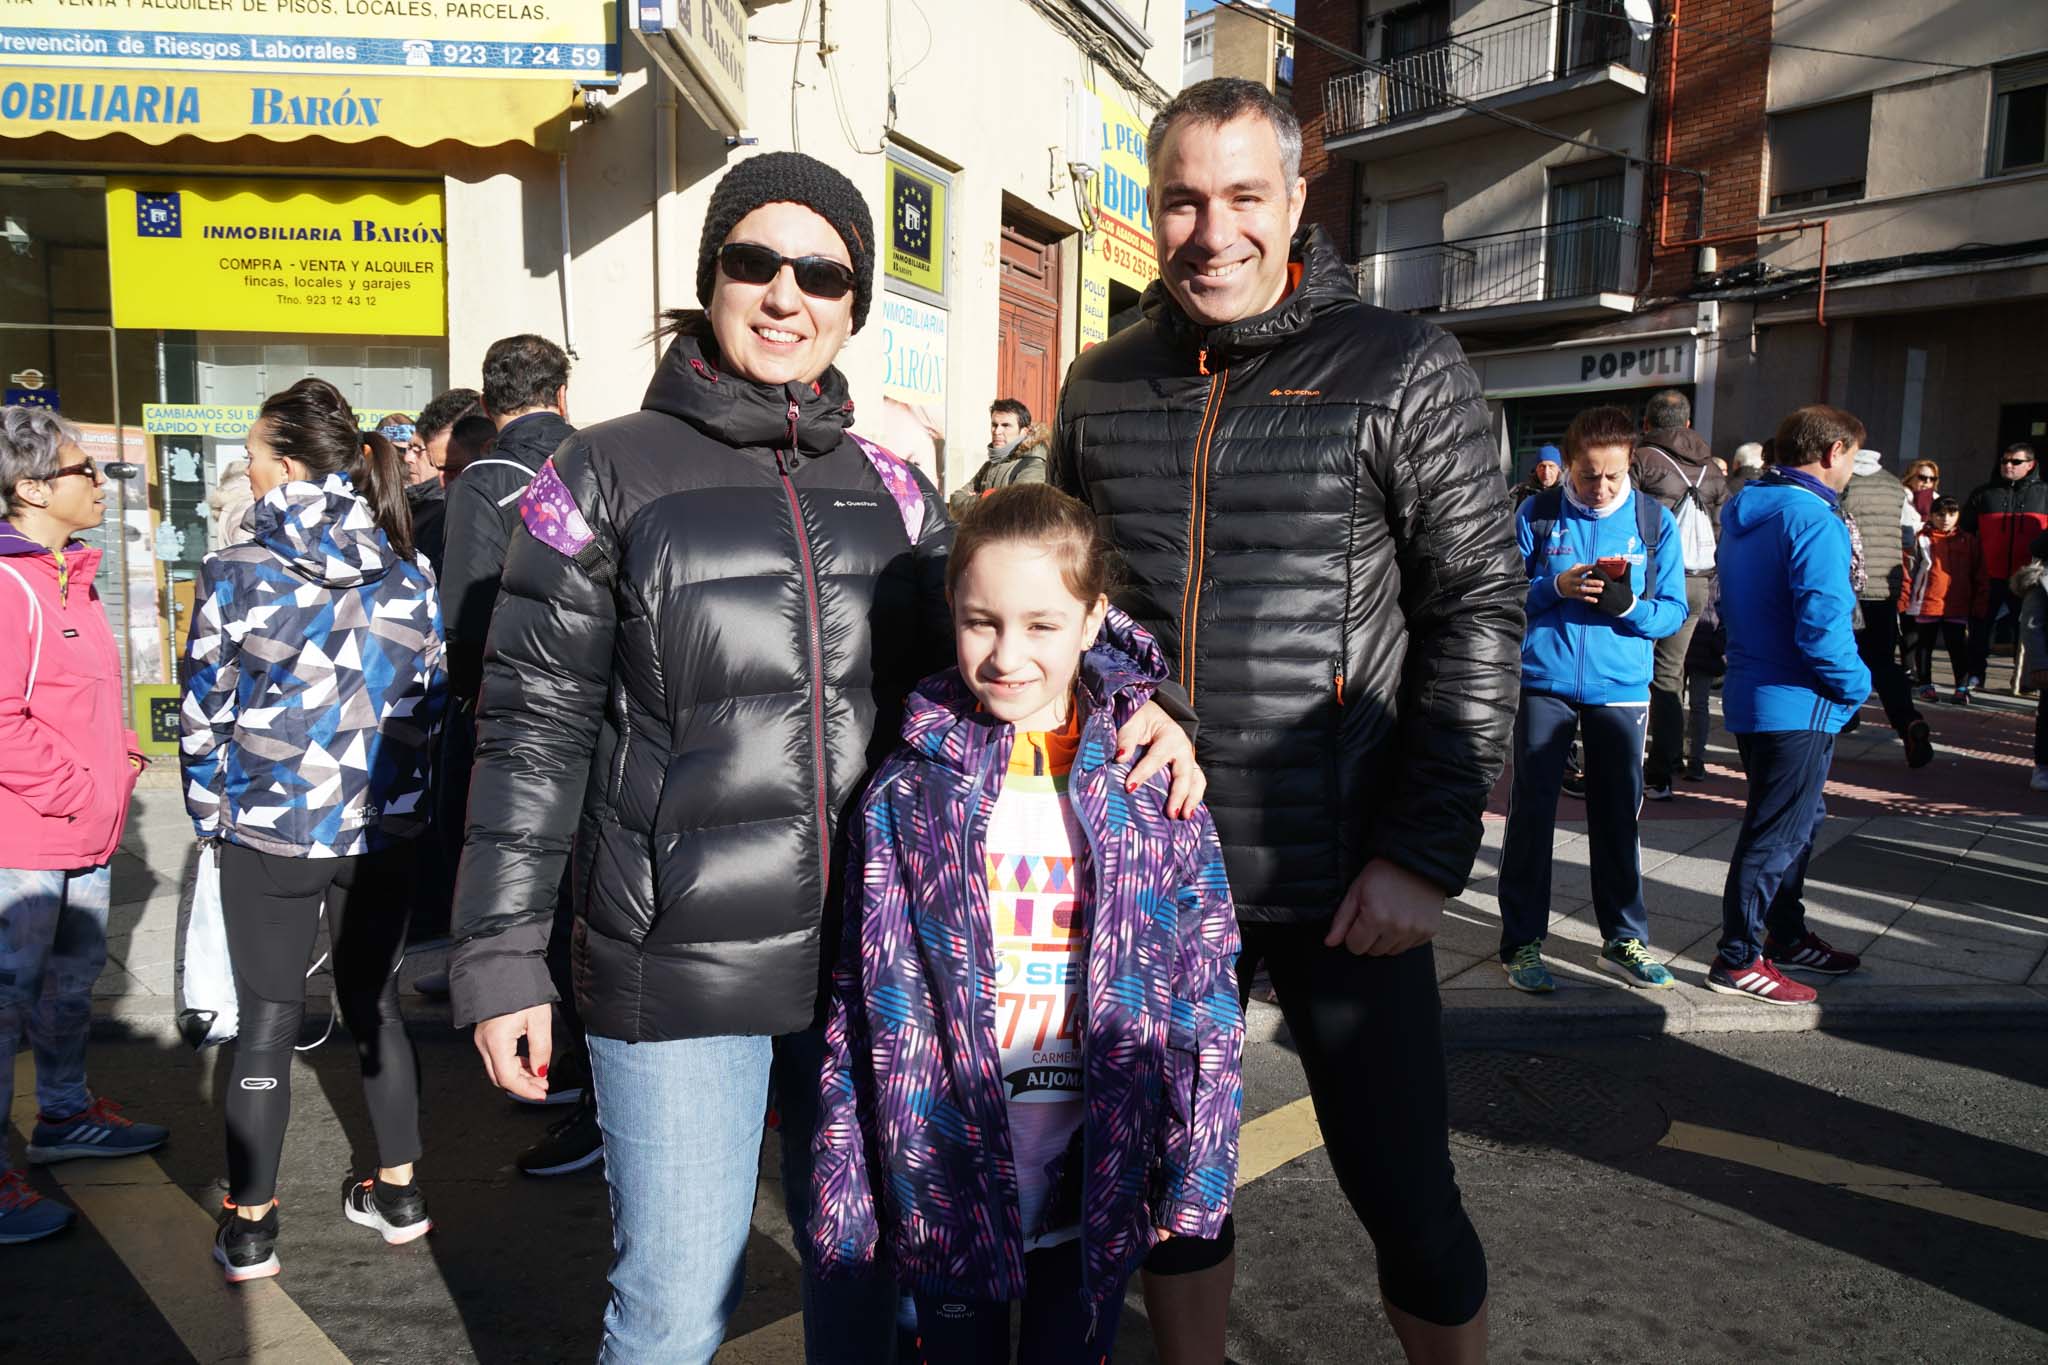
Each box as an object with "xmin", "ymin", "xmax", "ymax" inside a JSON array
[{"xmin": 101, "ymin": 687, "xmax": 2047, "ymax": 1042}]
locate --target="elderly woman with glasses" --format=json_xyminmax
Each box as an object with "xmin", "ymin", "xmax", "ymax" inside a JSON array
[
  {"xmin": 449, "ymin": 153, "xmax": 1203, "ymax": 1363},
  {"xmin": 0, "ymin": 406, "xmax": 167, "ymax": 1246}
]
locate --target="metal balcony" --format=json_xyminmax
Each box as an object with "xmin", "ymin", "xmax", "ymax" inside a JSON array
[
  {"xmin": 1355, "ymin": 218, "xmax": 1642, "ymax": 326},
  {"xmin": 1324, "ymin": 7, "xmax": 1651, "ymax": 155}
]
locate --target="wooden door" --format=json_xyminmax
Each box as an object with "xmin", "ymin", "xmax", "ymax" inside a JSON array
[{"xmin": 997, "ymin": 224, "xmax": 1062, "ymax": 429}]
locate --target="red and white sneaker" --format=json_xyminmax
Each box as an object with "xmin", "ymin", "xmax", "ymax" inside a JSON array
[
  {"xmin": 1705, "ymin": 955, "xmax": 1817, "ymax": 1005},
  {"xmin": 1765, "ymin": 932, "xmax": 1862, "ymax": 976}
]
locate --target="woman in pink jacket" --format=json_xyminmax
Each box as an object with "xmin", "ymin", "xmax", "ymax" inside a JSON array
[{"xmin": 0, "ymin": 406, "xmax": 168, "ymax": 1245}]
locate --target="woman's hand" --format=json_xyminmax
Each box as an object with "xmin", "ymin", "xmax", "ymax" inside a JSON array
[
  {"xmin": 1116, "ymin": 700, "xmax": 1207, "ymax": 818},
  {"xmin": 1555, "ymin": 564, "xmax": 1606, "ymax": 602},
  {"xmin": 475, "ymin": 1004, "xmax": 554, "ymax": 1103}
]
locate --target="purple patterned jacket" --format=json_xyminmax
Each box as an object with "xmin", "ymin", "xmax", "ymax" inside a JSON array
[{"xmin": 809, "ymin": 609, "xmax": 1243, "ymax": 1310}]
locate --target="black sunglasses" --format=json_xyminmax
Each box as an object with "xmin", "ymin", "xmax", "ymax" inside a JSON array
[
  {"xmin": 717, "ymin": 242, "xmax": 857, "ymax": 300},
  {"xmin": 44, "ymin": 458, "xmax": 100, "ymax": 483}
]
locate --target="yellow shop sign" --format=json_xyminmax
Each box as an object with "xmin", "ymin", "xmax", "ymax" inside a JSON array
[
  {"xmin": 0, "ymin": 1, "xmax": 619, "ymax": 81},
  {"xmin": 106, "ymin": 178, "xmax": 446, "ymax": 337}
]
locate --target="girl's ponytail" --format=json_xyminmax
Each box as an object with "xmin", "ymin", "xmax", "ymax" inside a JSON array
[{"xmin": 351, "ymin": 428, "xmax": 416, "ymax": 561}]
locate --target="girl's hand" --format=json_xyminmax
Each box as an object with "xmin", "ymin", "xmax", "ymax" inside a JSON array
[{"xmin": 1116, "ymin": 701, "xmax": 1207, "ymax": 818}]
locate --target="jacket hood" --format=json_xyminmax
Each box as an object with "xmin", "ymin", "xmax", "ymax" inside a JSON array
[
  {"xmin": 899, "ymin": 608, "xmax": 1167, "ymax": 773},
  {"xmin": 1139, "ymin": 224, "xmax": 1359, "ymax": 366},
  {"xmin": 2010, "ymin": 560, "xmax": 2045, "ymax": 597},
  {"xmin": 1853, "ymin": 448, "xmax": 1885, "ymax": 476},
  {"xmin": 0, "ymin": 520, "xmax": 74, "ymax": 558},
  {"xmin": 641, "ymin": 326, "xmax": 855, "ymax": 456},
  {"xmin": 242, "ymin": 473, "xmax": 394, "ymax": 589},
  {"xmin": 1636, "ymin": 426, "xmax": 1714, "ymax": 469},
  {"xmin": 208, "ymin": 470, "xmax": 252, "ymax": 513}
]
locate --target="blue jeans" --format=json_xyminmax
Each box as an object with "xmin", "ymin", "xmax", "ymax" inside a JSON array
[
  {"xmin": 586, "ymin": 1027, "xmax": 909, "ymax": 1365},
  {"xmin": 0, "ymin": 864, "xmax": 111, "ymax": 1148},
  {"xmin": 1499, "ymin": 692, "xmax": 1652, "ymax": 955},
  {"xmin": 1718, "ymin": 730, "xmax": 1833, "ymax": 966}
]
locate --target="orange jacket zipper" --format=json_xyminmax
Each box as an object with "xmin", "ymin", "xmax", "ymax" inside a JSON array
[{"xmin": 1177, "ymin": 365, "xmax": 1229, "ymax": 703}]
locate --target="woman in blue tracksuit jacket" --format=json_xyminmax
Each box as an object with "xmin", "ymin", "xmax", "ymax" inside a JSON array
[{"xmin": 1498, "ymin": 406, "xmax": 1689, "ymax": 994}]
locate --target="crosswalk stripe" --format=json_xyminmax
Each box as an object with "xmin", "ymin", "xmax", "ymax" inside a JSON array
[
  {"xmin": 12, "ymin": 1056, "xmax": 351, "ymax": 1364},
  {"xmin": 1660, "ymin": 1120, "xmax": 2048, "ymax": 1241}
]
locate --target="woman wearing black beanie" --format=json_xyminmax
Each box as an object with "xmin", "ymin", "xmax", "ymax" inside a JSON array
[{"xmin": 448, "ymin": 151, "xmax": 1199, "ymax": 1362}]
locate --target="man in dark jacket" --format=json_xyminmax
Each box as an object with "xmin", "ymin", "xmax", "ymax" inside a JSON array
[
  {"xmin": 441, "ymin": 336, "xmax": 573, "ymax": 708},
  {"xmin": 437, "ymin": 337, "xmax": 589, "ymax": 1175},
  {"xmin": 400, "ymin": 388, "xmax": 480, "ymax": 580},
  {"xmin": 1054, "ymin": 77, "xmax": 1521, "ymax": 1363},
  {"xmin": 1631, "ymin": 389, "xmax": 1727, "ymax": 795},
  {"xmin": 1961, "ymin": 442, "xmax": 2048, "ymax": 687}
]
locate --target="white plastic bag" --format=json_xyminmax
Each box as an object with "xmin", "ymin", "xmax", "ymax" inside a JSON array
[{"xmin": 177, "ymin": 844, "xmax": 238, "ymax": 1048}]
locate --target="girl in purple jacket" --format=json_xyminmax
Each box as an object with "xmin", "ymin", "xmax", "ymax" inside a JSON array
[{"xmin": 810, "ymin": 483, "xmax": 1243, "ymax": 1363}]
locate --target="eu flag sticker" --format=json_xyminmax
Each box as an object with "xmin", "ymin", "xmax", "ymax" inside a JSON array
[
  {"xmin": 136, "ymin": 192, "xmax": 182, "ymax": 239},
  {"xmin": 892, "ymin": 175, "xmax": 932, "ymax": 265}
]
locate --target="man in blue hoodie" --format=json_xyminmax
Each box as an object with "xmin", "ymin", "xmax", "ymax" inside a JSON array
[
  {"xmin": 1499, "ymin": 405, "xmax": 1689, "ymax": 993},
  {"xmin": 1709, "ymin": 405, "xmax": 1874, "ymax": 1005}
]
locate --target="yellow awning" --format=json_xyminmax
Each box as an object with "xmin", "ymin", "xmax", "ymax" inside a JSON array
[{"xmin": 0, "ymin": 69, "xmax": 575, "ymax": 151}]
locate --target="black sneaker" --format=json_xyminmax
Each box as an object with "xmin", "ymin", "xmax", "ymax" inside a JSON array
[
  {"xmin": 213, "ymin": 1201, "xmax": 280, "ymax": 1283},
  {"xmin": 1903, "ymin": 718, "xmax": 1934, "ymax": 770},
  {"xmin": 1681, "ymin": 761, "xmax": 1708, "ymax": 781},
  {"xmin": 343, "ymin": 1176, "xmax": 433, "ymax": 1245},
  {"xmin": 517, "ymin": 1097, "xmax": 603, "ymax": 1177},
  {"xmin": 1561, "ymin": 769, "xmax": 1586, "ymax": 800}
]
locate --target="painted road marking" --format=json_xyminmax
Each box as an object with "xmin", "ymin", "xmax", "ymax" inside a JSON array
[
  {"xmin": 1236, "ymin": 1094, "xmax": 1324, "ymax": 1185},
  {"xmin": 11, "ymin": 1056, "xmax": 350, "ymax": 1365},
  {"xmin": 1659, "ymin": 1119, "xmax": 2048, "ymax": 1241}
]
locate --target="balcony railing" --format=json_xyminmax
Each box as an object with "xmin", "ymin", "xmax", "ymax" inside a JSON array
[
  {"xmin": 1355, "ymin": 217, "xmax": 1642, "ymax": 314},
  {"xmin": 1325, "ymin": 5, "xmax": 1651, "ymax": 138}
]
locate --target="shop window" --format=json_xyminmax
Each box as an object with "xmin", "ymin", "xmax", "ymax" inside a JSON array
[
  {"xmin": 1768, "ymin": 98, "xmax": 1871, "ymax": 212},
  {"xmin": 1991, "ymin": 58, "xmax": 2048, "ymax": 176}
]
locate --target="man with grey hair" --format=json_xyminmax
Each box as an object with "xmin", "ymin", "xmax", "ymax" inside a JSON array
[{"xmin": 1055, "ymin": 76, "xmax": 1519, "ymax": 1364}]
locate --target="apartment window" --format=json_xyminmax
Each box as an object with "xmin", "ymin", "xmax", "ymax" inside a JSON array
[
  {"xmin": 1991, "ymin": 59, "xmax": 2048, "ymax": 175},
  {"xmin": 1185, "ymin": 27, "xmax": 1212, "ymax": 63},
  {"xmin": 1768, "ymin": 97, "xmax": 1871, "ymax": 212}
]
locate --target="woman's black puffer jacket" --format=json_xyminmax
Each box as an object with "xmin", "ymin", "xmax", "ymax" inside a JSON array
[
  {"xmin": 1053, "ymin": 226, "xmax": 1525, "ymax": 920},
  {"xmin": 449, "ymin": 327, "xmax": 951, "ymax": 1041}
]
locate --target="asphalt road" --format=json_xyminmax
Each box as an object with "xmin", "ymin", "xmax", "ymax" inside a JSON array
[{"xmin": 7, "ymin": 1024, "xmax": 2045, "ymax": 1364}]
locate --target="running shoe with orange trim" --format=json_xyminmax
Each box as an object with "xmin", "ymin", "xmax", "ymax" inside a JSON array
[{"xmin": 213, "ymin": 1200, "xmax": 281, "ymax": 1282}]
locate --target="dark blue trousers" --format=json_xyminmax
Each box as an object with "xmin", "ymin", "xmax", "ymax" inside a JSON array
[
  {"xmin": 1718, "ymin": 729, "xmax": 1833, "ymax": 967},
  {"xmin": 1499, "ymin": 691, "xmax": 1651, "ymax": 956}
]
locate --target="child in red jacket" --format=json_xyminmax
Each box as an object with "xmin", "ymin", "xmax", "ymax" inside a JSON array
[{"xmin": 1900, "ymin": 497, "xmax": 1990, "ymax": 702}]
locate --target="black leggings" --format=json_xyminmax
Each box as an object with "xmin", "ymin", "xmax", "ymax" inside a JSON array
[
  {"xmin": 218, "ymin": 840, "xmax": 421, "ymax": 1206},
  {"xmin": 1909, "ymin": 619, "xmax": 1970, "ymax": 687},
  {"xmin": 1147, "ymin": 924, "xmax": 1488, "ymax": 1328}
]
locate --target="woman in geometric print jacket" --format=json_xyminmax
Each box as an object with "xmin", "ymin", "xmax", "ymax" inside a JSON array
[
  {"xmin": 180, "ymin": 377, "xmax": 444, "ymax": 1283},
  {"xmin": 809, "ymin": 604, "xmax": 1242, "ymax": 1328}
]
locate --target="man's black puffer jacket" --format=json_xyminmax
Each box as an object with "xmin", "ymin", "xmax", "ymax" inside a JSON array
[
  {"xmin": 1053, "ymin": 226, "xmax": 1524, "ymax": 919},
  {"xmin": 449, "ymin": 328, "xmax": 952, "ymax": 1041}
]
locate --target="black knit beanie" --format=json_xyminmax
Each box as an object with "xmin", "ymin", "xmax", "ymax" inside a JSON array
[{"xmin": 696, "ymin": 151, "xmax": 877, "ymax": 333}]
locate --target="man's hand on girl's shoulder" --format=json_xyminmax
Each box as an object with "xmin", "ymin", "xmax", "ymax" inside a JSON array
[{"xmin": 1115, "ymin": 700, "xmax": 1207, "ymax": 818}]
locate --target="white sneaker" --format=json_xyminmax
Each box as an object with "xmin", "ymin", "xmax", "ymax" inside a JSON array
[{"xmin": 2031, "ymin": 765, "xmax": 2048, "ymax": 793}]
